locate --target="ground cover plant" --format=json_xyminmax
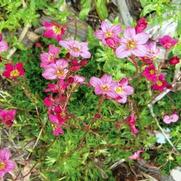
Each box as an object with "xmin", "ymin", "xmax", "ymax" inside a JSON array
[{"xmin": 0, "ymin": 0, "xmax": 181, "ymax": 180}]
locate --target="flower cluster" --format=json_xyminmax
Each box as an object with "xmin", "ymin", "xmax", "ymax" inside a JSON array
[
  {"xmin": 90, "ymin": 74, "xmax": 134, "ymax": 104},
  {"xmin": 95, "ymin": 19, "xmax": 179, "ymax": 92},
  {"xmin": 41, "ymin": 21, "xmax": 90, "ymax": 136},
  {"xmin": 163, "ymin": 113, "xmax": 179, "ymax": 124}
]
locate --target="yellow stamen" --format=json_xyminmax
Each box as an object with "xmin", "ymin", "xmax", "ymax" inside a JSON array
[
  {"xmin": 10, "ymin": 69, "xmax": 20, "ymax": 77},
  {"xmin": 150, "ymin": 70, "xmax": 155, "ymax": 75},
  {"xmin": 101, "ymin": 84, "xmax": 110, "ymax": 91},
  {"xmin": 115, "ymin": 87, "xmax": 123, "ymax": 93},
  {"xmin": 156, "ymin": 80, "xmax": 163, "ymax": 86},
  {"xmin": 0, "ymin": 162, "xmax": 5, "ymax": 170},
  {"xmin": 56, "ymin": 70, "xmax": 64, "ymax": 77},
  {"xmin": 105, "ymin": 31, "xmax": 112, "ymax": 38},
  {"xmin": 126, "ymin": 40, "xmax": 136, "ymax": 49},
  {"xmin": 53, "ymin": 26, "xmax": 61, "ymax": 34}
]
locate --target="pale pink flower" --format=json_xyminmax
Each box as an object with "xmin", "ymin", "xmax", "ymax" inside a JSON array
[
  {"xmin": 0, "ymin": 148, "xmax": 15, "ymax": 178},
  {"xmin": 40, "ymin": 45, "xmax": 59, "ymax": 68},
  {"xmin": 73, "ymin": 75, "xmax": 85, "ymax": 84},
  {"xmin": 163, "ymin": 113, "xmax": 179, "ymax": 124},
  {"xmin": 95, "ymin": 20, "xmax": 121, "ymax": 48},
  {"xmin": 129, "ymin": 150, "xmax": 144, "ymax": 160},
  {"xmin": 42, "ymin": 59, "xmax": 68, "ymax": 80},
  {"xmin": 59, "ymin": 40, "xmax": 91, "ymax": 58},
  {"xmin": 116, "ymin": 27, "xmax": 149, "ymax": 58},
  {"xmin": 0, "ymin": 40, "xmax": 8, "ymax": 53},
  {"xmin": 145, "ymin": 41, "xmax": 160, "ymax": 59},
  {"xmin": 114, "ymin": 78, "xmax": 134, "ymax": 103},
  {"xmin": 0, "ymin": 109, "xmax": 16, "ymax": 127},
  {"xmin": 90, "ymin": 74, "xmax": 117, "ymax": 98}
]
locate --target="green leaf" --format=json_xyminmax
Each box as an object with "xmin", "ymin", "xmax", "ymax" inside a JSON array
[
  {"xmin": 79, "ymin": 0, "xmax": 92, "ymax": 20},
  {"xmin": 95, "ymin": 0, "xmax": 108, "ymax": 20}
]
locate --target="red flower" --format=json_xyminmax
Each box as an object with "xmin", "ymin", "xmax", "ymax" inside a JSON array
[
  {"xmin": 142, "ymin": 64, "xmax": 157, "ymax": 82},
  {"xmin": 135, "ymin": 17, "xmax": 148, "ymax": 33},
  {"xmin": 3, "ymin": 63, "xmax": 25, "ymax": 79},
  {"xmin": 159, "ymin": 35, "xmax": 178, "ymax": 49},
  {"xmin": 0, "ymin": 109, "xmax": 16, "ymax": 127},
  {"xmin": 169, "ymin": 56, "xmax": 180, "ymax": 65},
  {"xmin": 151, "ymin": 74, "xmax": 169, "ymax": 91}
]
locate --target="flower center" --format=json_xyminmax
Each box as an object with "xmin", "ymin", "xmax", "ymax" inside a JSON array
[
  {"xmin": 53, "ymin": 26, "xmax": 61, "ymax": 34},
  {"xmin": 126, "ymin": 40, "xmax": 136, "ymax": 49},
  {"xmin": 115, "ymin": 87, "xmax": 123, "ymax": 93},
  {"xmin": 0, "ymin": 162, "xmax": 5, "ymax": 170},
  {"xmin": 156, "ymin": 80, "xmax": 163, "ymax": 86},
  {"xmin": 56, "ymin": 69, "xmax": 64, "ymax": 77},
  {"xmin": 71, "ymin": 46, "xmax": 80, "ymax": 52},
  {"xmin": 149, "ymin": 70, "xmax": 155, "ymax": 75},
  {"xmin": 10, "ymin": 69, "xmax": 20, "ymax": 77},
  {"xmin": 48, "ymin": 54, "xmax": 54, "ymax": 62},
  {"xmin": 101, "ymin": 84, "xmax": 110, "ymax": 91},
  {"xmin": 105, "ymin": 31, "xmax": 112, "ymax": 38}
]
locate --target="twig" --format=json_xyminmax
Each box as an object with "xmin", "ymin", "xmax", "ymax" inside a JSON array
[
  {"xmin": 116, "ymin": 0, "xmax": 133, "ymax": 26},
  {"xmin": 148, "ymin": 103, "xmax": 177, "ymax": 152}
]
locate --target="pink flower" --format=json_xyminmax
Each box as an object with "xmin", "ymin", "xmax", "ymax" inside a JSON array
[
  {"xmin": 142, "ymin": 64, "xmax": 157, "ymax": 82},
  {"xmin": 59, "ymin": 40, "xmax": 91, "ymax": 58},
  {"xmin": 0, "ymin": 109, "xmax": 16, "ymax": 127},
  {"xmin": 135, "ymin": 17, "xmax": 147, "ymax": 33},
  {"xmin": 151, "ymin": 74, "xmax": 169, "ymax": 92},
  {"xmin": 95, "ymin": 20, "xmax": 121, "ymax": 48},
  {"xmin": 40, "ymin": 45, "xmax": 59, "ymax": 68},
  {"xmin": 43, "ymin": 21, "xmax": 65, "ymax": 41},
  {"xmin": 163, "ymin": 113, "xmax": 179, "ymax": 124},
  {"xmin": 90, "ymin": 74, "xmax": 117, "ymax": 98},
  {"xmin": 169, "ymin": 56, "xmax": 180, "ymax": 65},
  {"xmin": 0, "ymin": 148, "xmax": 15, "ymax": 178},
  {"xmin": 145, "ymin": 42, "xmax": 160, "ymax": 59},
  {"xmin": 73, "ymin": 75, "xmax": 85, "ymax": 84},
  {"xmin": 0, "ymin": 37, "xmax": 8, "ymax": 53},
  {"xmin": 114, "ymin": 78, "xmax": 134, "ymax": 103},
  {"xmin": 127, "ymin": 113, "xmax": 138, "ymax": 135},
  {"xmin": 159, "ymin": 35, "xmax": 178, "ymax": 49},
  {"xmin": 116, "ymin": 27, "xmax": 149, "ymax": 58},
  {"xmin": 42, "ymin": 59, "xmax": 68, "ymax": 80},
  {"xmin": 129, "ymin": 150, "xmax": 144, "ymax": 160},
  {"xmin": 3, "ymin": 63, "xmax": 25, "ymax": 79}
]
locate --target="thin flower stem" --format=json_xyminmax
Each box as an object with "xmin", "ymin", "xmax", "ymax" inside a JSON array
[{"xmin": 148, "ymin": 104, "xmax": 178, "ymax": 152}]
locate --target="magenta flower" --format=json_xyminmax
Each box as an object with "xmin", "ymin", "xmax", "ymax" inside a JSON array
[
  {"xmin": 135, "ymin": 17, "xmax": 147, "ymax": 33},
  {"xmin": 114, "ymin": 78, "xmax": 134, "ymax": 103},
  {"xmin": 59, "ymin": 40, "xmax": 91, "ymax": 58},
  {"xmin": 95, "ymin": 20, "xmax": 121, "ymax": 48},
  {"xmin": 43, "ymin": 21, "xmax": 65, "ymax": 41},
  {"xmin": 145, "ymin": 42, "xmax": 160, "ymax": 59},
  {"xmin": 129, "ymin": 150, "xmax": 144, "ymax": 160},
  {"xmin": 90, "ymin": 74, "xmax": 117, "ymax": 98},
  {"xmin": 116, "ymin": 27, "xmax": 149, "ymax": 58},
  {"xmin": 0, "ymin": 148, "xmax": 15, "ymax": 178},
  {"xmin": 127, "ymin": 113, "xmax": 138, "ymax": 135},
  {"xmin": 169, "ymin": 56, "xmax": 180, "ymax": 65},
  {"xmin": 40, "ymin": 45, "xmax": 59, "ymax": 68},
  {"xmin": 42, "ymin": 59, "xmax": 68, "ymax": 80},
  {"xmin": 142, "ymin": 64, "xmax": 157, "ymax": 82},
  {"xmin": 48, "ymin": 106, "xmax": 66, "ymax": 136},
  {"xmin": 151, "ymin": 74, "xmax": 169, "ymax": 92},
  {"xmin": 0, "ymin": 109, "xmax": 16, "ymax": 127},
  {"xmin": 159, "ymin": 35, "xmax": 178, "ymax": 49},
  {"xmin": 163, "ymin": 113, "xmax": 179, "ymax": 124}
]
